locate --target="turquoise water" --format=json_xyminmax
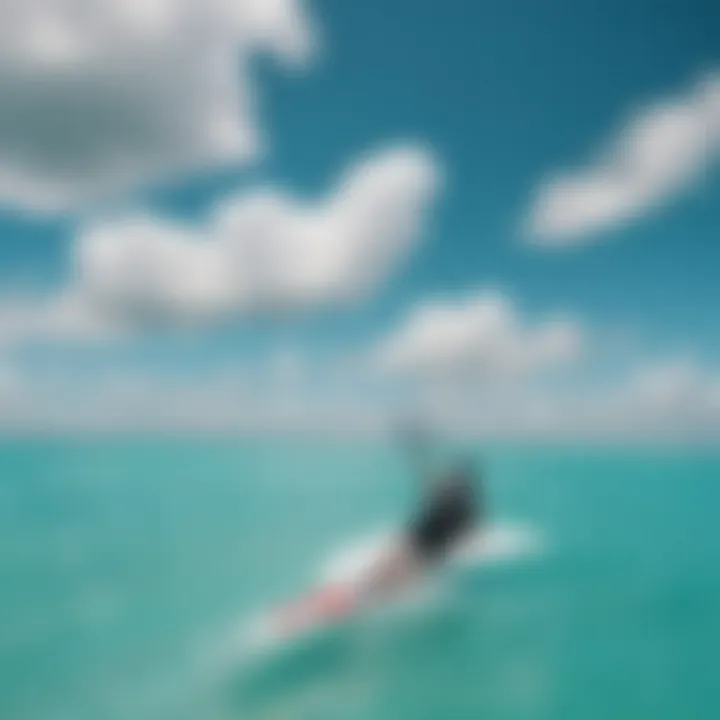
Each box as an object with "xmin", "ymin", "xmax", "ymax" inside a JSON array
[{"xmin": 2, "ymin": 439, "xmax": 719, "ymax": 719}]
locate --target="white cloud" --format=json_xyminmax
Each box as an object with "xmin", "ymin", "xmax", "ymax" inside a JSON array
[
  {"xmin": 421, "ymin": 357, "xmax": 720, "ymax": 441},
  {"xmin": 0, "ymin": 292, "xmax": 114, "ymax": 346},
  {"xmin": 0, "ymin": 145, "xmax": 441, "ymax": 339},
  {"xmin": 374, "ymin": 291, "xmax": 581, "ymax": 380},
  {"xmin": 0, "ymin": 0, "xmax": 315, "ymax": 210},
  {"xmin": 528, "ymin": 74, "xmax": 720, "ymax": 244},
  {"xmin": 0, "ymin": 354, "xmax": 388, "ymax": 435},
  {"xmin": 367, "ymin": 294, "xmax": 720, "ymax": 440},
  {"xmin": 593, "ymin": 359, "xmax": 720, "ymax": 437},
  {"xmin": 362, "ymin": 359, "xmax": 719, "ymax": 442},
  {"xmin": 0, "ymin": 336, "xmax": 718, "ymax": 441},
  {"xmin": 0, "ymin": 361, "xmax": 18, "ymax": 400}
]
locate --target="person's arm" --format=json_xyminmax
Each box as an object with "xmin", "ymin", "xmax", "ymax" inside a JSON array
[{"xmin": 397, "ymin": 419, "xmax": 435, "ymax": 489}]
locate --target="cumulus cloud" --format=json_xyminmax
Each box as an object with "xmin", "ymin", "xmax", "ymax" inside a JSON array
[
  {"xmin": 0, "ymin": 293, "xmax": 113, "ymax": 346},
  {"xmin": 0, "ymin": 361, "xmax": 18, "ymax": 399},
  {"xmin": 0, "ymin": 145, "xmax": 441, "ymax": 339},
  {"xmin": 593, "ymin": 359, "xmax": 720, "ymax": 437},
  {"xmin": 374, "ymin": 291, "xmax": 581, "ymax": 381},
  {"xmin": 0, "ymin": 0, "xmax": 315, "ymax": 209},
  {"xmin": 367, "ymin": 294, "xmax": 719, "ymax": 440},
  {"xmin": 364, "ymin": 355, "xmax": 719, "ymax": 442},
  {"xmin": 528, "ymin": 74, "xmax": 720, "ymax": 244},
  {"xmin": 0, "ymin": 334, "xmax": 718, "ymax": 441},
  {"xmin": 419, "ymin": 357, "xmax": 720, "ymax": 441},
  {"xmin": 0, "ymin": 353, "xmax": 388, "ymax": 435}
]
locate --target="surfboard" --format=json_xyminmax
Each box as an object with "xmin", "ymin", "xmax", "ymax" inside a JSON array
[{"xmin": 241, "ymin": 521, "xmax": 543, "ymax": 654}]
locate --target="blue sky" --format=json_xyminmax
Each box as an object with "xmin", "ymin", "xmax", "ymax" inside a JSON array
[
  {"xmin": 242, "ymin": 0, "xmax": 720, "ymax": 349},
  {"xmin": 0, "ymin": 0, "xmax": 718, "ymax": 437},
  {"xmin": 320, "ymin": 1, "xmax": 718, "ymax": 344}
]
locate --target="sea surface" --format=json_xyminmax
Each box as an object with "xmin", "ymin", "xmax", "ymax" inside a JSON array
[{"xmin": 1, "ymin": 438, "xmax": 719, "ymax": 719}]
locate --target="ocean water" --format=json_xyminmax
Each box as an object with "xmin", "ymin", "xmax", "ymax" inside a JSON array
[{"xmin": 1, "ymin": 438, "xmax": 719, "ymax": 719}]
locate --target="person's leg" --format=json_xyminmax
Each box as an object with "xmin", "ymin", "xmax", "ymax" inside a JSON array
[{"xmin": 362, "ymin": 538, "xmax": 423, "ymax": 599}]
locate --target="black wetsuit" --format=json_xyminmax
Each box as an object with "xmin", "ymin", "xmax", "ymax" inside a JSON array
[{"xmin": 408, "ymin": 472, "xmax": 479, "ymax": 561}]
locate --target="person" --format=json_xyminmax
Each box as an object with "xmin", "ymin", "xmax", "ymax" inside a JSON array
[
  {"xmin": 363, "ymin": 457, "xmax": 482, "ymax": 598},
  {"xmin": 275, "ymin": 457, "xmax": 482, "ymax": 627}
]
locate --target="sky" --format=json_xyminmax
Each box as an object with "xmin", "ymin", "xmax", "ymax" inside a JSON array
[{"xmin": 0, "ymin": 0, "xmax": 718, "ymax": 440}]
